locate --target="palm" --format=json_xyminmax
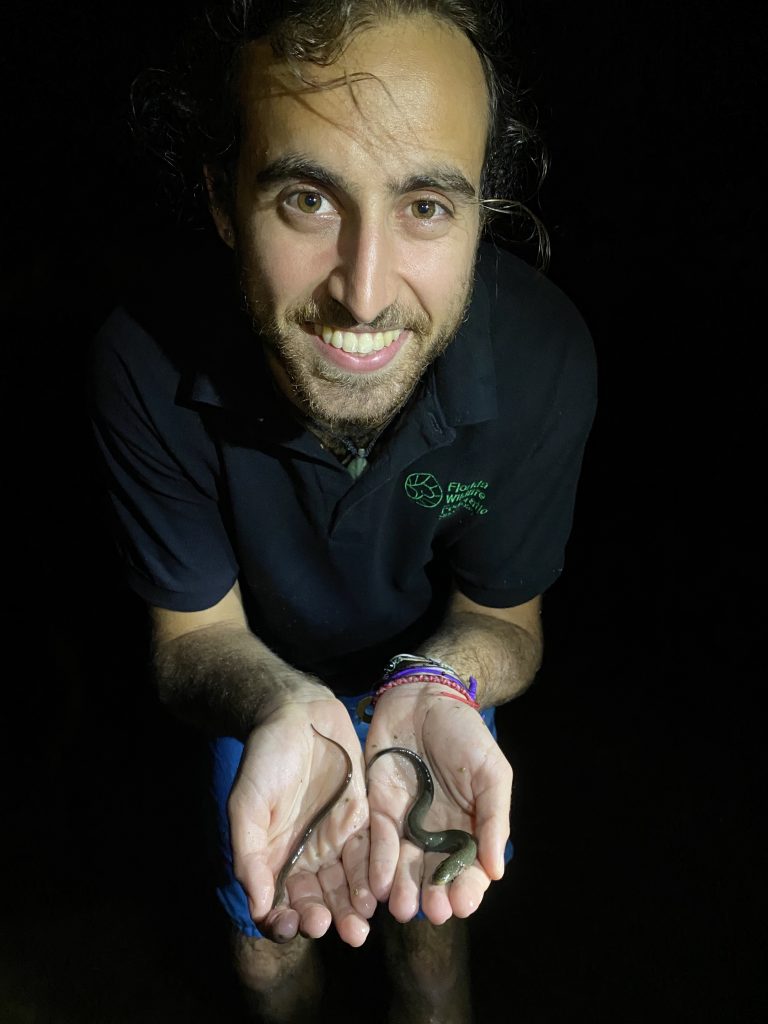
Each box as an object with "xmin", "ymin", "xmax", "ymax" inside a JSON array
[
  {"xmin": 228, "ymin": 699, "xmax": 372, "ymax": 944},
  {"xmin": 365, "ymin": 690, "xmax": 512, "ymax": 923}
]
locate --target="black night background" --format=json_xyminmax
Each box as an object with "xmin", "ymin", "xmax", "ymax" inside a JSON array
[{"xmin": 1, "ymin": 0, "xmax": 764, "ymax": 1020}]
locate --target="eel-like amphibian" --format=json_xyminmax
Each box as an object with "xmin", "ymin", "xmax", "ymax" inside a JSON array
[
  {"xmin": 271, "ymin": 726, "xmax": 353, "ymax": 908},
  {"xmin": 367, "ymin": 746, "xmax": 477, "ymax": 883}
]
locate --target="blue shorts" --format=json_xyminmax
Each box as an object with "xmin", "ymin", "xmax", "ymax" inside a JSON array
[{"xmin": 210, "ymin": 693, "xmax": 514, "ymax": 937}]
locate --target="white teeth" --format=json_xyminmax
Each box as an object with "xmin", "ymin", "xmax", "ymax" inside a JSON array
[{"xmin": 317, "ymin": 324, "xmax": 401, "ymax": 354}]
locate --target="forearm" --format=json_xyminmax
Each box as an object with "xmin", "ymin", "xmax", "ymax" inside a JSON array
[
  {"xmin": 153, "ymin": 622, "xmax": 333, "ymax": 740},
  {"xmin": 414, "ymin": 608, "xmax": 543, "ymax": 709}
]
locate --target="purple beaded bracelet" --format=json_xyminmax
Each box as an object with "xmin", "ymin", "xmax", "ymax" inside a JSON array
[
  {"xmin": 356, "ymin": 656, "xmax": 481, "ymax": 722},
  {"xmin": 386, "ymin": 665, "xmax": 479, "ymax": 702}
]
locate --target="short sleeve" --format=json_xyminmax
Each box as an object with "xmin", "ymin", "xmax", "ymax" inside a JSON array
[
  {"xmin": 89, "ymin": 308, "xmax": 239, "ymax": 611},
  {"xmin": 448, "ymin": 278, "xmax": 597, "ymax": 608}
]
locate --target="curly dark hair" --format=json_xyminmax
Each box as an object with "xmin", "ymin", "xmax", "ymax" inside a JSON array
[{"xmin": 132, "ymin": 0, "xmax": 548, "ymax": 261}]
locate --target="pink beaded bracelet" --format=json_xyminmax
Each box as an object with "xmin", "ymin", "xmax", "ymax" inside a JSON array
[{"xmin": 357, "ymin": 671, "xmax": 480, "ymax": 722}]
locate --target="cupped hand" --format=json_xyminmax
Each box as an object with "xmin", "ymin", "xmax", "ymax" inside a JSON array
[
  {"xmin": 365, "ymin": 686, "xmax": 512, "ymax": 924},
  {"xmin": 228, "ymin": 697, "xmax": 375, "ymax": 945}
]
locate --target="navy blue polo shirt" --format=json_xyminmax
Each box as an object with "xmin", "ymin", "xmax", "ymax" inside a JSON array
[{"xmin": 90, "ymin": 242, "xmax": 596, "ymax": 694}]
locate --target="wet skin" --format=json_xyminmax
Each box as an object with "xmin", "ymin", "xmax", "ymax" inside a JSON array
[{"xmin": 367, "ymin": 746, "xmax": 478, "ymax": 884}]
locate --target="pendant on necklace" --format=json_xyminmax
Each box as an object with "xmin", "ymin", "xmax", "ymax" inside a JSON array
[{"xmin": 346, "ymin": 450, "xmax": 368, "ymax": 479}]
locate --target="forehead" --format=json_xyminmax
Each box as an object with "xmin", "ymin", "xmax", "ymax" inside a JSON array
[{"xmin": 236, "ymin": 15, "xmax": 490, "ymax": 188}]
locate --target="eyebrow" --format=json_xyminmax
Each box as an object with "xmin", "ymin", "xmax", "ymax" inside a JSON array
[{"xmin": 255, "ymin": 154, "xmax": 478, "ymax": 202}]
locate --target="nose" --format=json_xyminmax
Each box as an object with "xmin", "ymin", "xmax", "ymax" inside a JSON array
[{"xmin": 326, "ymin": 213, "xmax": 399, "ymax": 326}]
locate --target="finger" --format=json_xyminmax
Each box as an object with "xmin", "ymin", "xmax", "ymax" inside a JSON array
[
  {"xmin": 444, "ymin": 861, "xmax": 492, "ymax": 919},
  {"xmin": 257, "ymin": 904, "xmax": 301, "ymax": 944},
  {"xmin": 228, "ymin": 783, "xmax": 280, "ymax": 919},
  {"xmin": 475, "ymin": 816, "xmax": 510, "ymax": 881},
  {"xmin": 234, "ymin": 851, "xmax": 278, "ymax": 923},
  {"xmin": 417, "ymin": 844, "xmax": 490, "ymax": 924},
  {"xmin": 285, "ymin": 871, "xmax": 334, "ymax": 940},
  {"xmin": 367, "ymin": 808, "xmax": 402, "ymax": 901},
  {"xmin": 473, "ymin": 763, "xmax": 513, "ymax": 880},
  {"xmin": 418, "ymin": 865, "xmax": 456, "ymax": 925},
  {"xmin": 318, "ymin": 861, "xmax": 371, "ymax": 948},
  {"xmin": 341, "ymin": 829, "xmax": 377, "ymax": 920},
  {"xmin": 386, "ymin": 839, "xmax": 425, "ymax": 923}
]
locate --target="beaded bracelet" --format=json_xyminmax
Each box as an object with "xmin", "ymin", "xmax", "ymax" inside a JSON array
[
  {"xmin": 357, "ymin": 659, "xmax": 481, "ymax": 722},
  {"xmin": 383, "ymin": 652, "xmax": 459, "ymax": 678},
  {"xmin": 382, "ymin": 653, "xmax": 479, "ymax": 699},
  {"xmin": 386, "ymin": 665, "xmax": 479, "ymax": 702},
  {"xmin": 375, "ymin": 672, "xmax": 480, "ymax": 706}
]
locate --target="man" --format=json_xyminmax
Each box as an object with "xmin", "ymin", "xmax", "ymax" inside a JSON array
[{"xmin": 91, "ymin": 1, "xmax": 596, "ymax": 1020}]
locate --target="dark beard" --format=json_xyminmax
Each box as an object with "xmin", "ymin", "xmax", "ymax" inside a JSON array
[
  {"xmin": 238, "ymin": 272, "xmax": 475, "ymax": 434},
  {"xmin": 264, "ymin": 316, "xmax": 460, "ymax": 435}
]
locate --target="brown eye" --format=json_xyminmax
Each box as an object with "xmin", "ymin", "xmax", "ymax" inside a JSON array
[
  {"xmin": 296, "ymin": 191, "xmax": 324, "ymax": 213},
  {"xmin": 412, "ymin": 199, "xmax": 438, "ymax": 219}
]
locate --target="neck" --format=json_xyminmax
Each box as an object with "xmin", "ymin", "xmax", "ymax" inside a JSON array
[
  {"xmin": 262, "ymin": 347, "xmax": 425, "ymax": 467},
  {"xmin": 305, "ymin": 419, "xmax": 380, "ymax": 456},
  {"xmin": 265, "ymin": 347, "xmax": 390, "ymax": 438}
]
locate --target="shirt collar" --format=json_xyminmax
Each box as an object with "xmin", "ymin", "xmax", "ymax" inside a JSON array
[
  {"xmin": 431, "ymin": 248, "xmax": 497, "ymax": 426},
  {"xmin": 182, "ymin": 312, "xmax": 288, "ymax": 431}
]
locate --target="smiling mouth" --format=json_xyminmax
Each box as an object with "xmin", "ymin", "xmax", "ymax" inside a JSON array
[{"xmin": 314, "ymin": 323, "xmax": 403, "ymax": 355}]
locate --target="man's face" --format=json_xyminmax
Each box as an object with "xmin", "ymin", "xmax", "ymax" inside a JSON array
[{"xmin": 214, "ymin": 16, "xmax": 489, "ymax": 431}]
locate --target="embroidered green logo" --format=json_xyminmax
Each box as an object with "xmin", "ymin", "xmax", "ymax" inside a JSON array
[
  {"xmin": 404, "ymin": 473, "xmax": 489, "ymax": 518},
  {"xmin": 404, "ymin": 472, "xmax": 444, "ymax": 508}
]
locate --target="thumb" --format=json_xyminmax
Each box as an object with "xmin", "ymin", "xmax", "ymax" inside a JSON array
[
  {"xmin": 229, "ymin": 803, "xmax": 276, "ymax": 921},
  {"xmin": 235, "ymin": 849, "xmax": 279, "ymax": 922}
]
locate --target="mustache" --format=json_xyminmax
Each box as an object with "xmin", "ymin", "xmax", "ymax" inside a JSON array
[{"xmin": 285, "ymin": 298, "xmax": 431, "ymax": 335}]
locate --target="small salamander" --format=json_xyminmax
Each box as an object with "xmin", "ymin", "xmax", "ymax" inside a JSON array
[
  {"xmin": 367, "ymin": 746, "xmax": 478, "ymax": 884},
  {"xmin": 271, "ymin": 726, "xmax": 353, "ymax": 909}
]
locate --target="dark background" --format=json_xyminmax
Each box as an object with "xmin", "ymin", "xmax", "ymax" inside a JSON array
[{"xmin": 2, "ymin": 0, "xmax": 765, "ymax": 1021}]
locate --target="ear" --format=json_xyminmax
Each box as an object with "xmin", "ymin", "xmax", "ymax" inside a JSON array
[{"xmin": 203, "ymin": 164, "xmax": 235, "ymax": 250}]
